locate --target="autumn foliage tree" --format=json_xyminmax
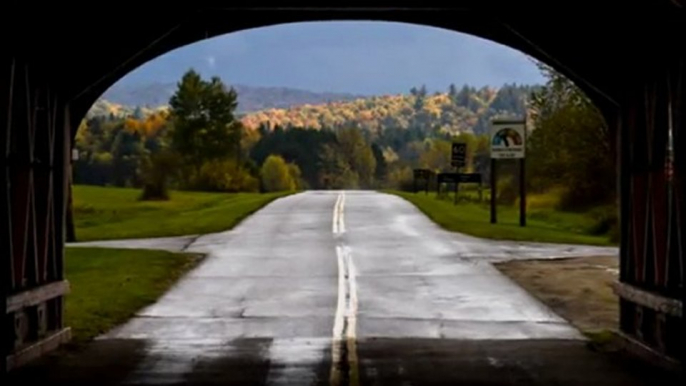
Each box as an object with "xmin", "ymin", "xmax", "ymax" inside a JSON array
[
  {"xmin": 527, "ymin": 63, "xmax": 614, "ymax": 209},
  {"xmin": 336, "ymin": 127, "xmax": 376, "ymax": 188}
]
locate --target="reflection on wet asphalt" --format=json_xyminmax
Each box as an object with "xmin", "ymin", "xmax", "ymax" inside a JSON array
[{"xmin": 10, "ymin": 191, "xmax": 679, "ymax": 385}]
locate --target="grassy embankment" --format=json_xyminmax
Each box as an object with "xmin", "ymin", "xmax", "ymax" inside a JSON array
[
  {"xmin": 65, "ymin": 185, "xmax": 291, "ymax": 345},
  {"xmin": 390, "ymin": 189, "xmax": 617, "ymax": 246},
  {"xmin": 72, "ymin": 184, "xmax": 290, "ymax": 241},
  {"xmin": 64, "ymin": 247, "xmax": 202, "ymax": 343}
]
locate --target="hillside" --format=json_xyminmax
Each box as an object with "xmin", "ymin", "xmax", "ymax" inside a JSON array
[
  {"xmin": 98, "ymin": 82, "xmax": 365, "ymax": 114},
  {"xmin": 90, "ymin": 83, "xmax": 534, "ymax": 136},
  {"xmin": 241, "ymin": 84, "xmax": 533, "ymax": 135}
]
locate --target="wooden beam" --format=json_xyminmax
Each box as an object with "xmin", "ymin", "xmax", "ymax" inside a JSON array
[
  {"xmin": 6, "ymin": 280, "xmax": 69, "ymax": 314},
  {"xmin": 612, "ymin": 281, "xmax": 682, "ymax": 317},
  {"xmin": 669, "ymin": 0, "xmax": 684, "ymax": 8},
  {"xmin": 498, "ymin": 21, "xmax": 619, "ymax": 107},
  {"xmin": 614, "ymin": 330, "xmax": 683, "ymax": 372},
  {"xmin": 5, "ymin": 327, "xmax": 70, "ymax": 372}
]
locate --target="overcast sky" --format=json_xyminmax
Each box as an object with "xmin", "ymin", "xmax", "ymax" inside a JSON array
[{"xmin": 117, "ymin": 21, "xmax": 545, "ymax": 95}]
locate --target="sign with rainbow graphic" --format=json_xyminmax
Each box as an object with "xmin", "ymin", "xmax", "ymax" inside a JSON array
[{"xmin": 490, "ymin": 119, "xmax": 526, "ymax": 159}]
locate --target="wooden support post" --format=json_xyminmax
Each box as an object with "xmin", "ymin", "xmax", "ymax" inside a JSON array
[
  {"xmin": 519, "ymin": 157, "xmax": 526, "ymax": 227},
  {"xmin": 490, "ymin": 159, "xmax": 497, "ymax": 223}
]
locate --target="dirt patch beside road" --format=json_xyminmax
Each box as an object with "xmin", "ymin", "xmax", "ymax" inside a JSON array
[{"xmin": 494, "ymin": 255, "xmax": 619, "ymax": 334}]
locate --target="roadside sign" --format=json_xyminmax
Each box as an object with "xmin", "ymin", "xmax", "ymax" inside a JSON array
[
  {"xmin": 490, "ymin": 119, "xmax": 526, "ymax": 159},
  {"xmin": 437, "ymin": 173, "xmax": 481, "ymax": 184},
  {"xmin": 456, "ymin": 173, "xmax": 481, "ymax": 183},
  {"xmin": 438, "ymin": 173, "xmax": 459, "ymax": 184},
  {"xmin": 451, "ymin": 142, "xmax": 466, "ymax": 167},
  {"xmin": 489, "ymin": 117, "xmax": 527, "ymax": 226}
]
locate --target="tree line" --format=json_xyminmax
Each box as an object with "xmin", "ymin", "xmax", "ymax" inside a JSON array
[
  {"xmin": 74, "ymin": 65, "xmax": 614, "ymax": 213},
  {"xmin": 240, "ymin": 83, "xmax": 532, "ymax": 135}
]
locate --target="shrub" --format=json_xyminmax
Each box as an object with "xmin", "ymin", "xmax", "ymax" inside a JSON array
[
  {"xmin": 608, "ymin": 222, "xmax": 620, "ymax": 243},
  {"xmin": 496, "ymin": 175, "xmax": 518, "ymax": 205},
  {"xmin": 386, "ymin": 166, "xmax": 415, "ymax": 192},
  {"xmin": 140, "ymin": 182, "xmax": 169, "ymax": 201},
  {"xmin": 138, "ymin": 150, "xmax": 177, "ymax": 201},
  {"xmin": 260, "ymin": 155, "xmax": 296, "ymax": 192},
  {"xmin": 288, "ymin": 163, "xmax": 304, "ymax": 190},
  {"xmin": 192, "ymin": 158, "xmax": 259, "ymax": 192},
  {"xmin": 521, "ymin": 188, "xmax": 563, "ymax": 211},
  {"xmin": 586, "ymin": 205, "xmax": 619, "ymax": 236}
]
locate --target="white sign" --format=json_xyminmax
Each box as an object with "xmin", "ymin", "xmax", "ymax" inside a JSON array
[{"xmin": 490, "ymin": 119, "xmax": 526, "ymax": 159}]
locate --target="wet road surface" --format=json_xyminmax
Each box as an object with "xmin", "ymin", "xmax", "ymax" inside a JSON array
[{"xmin": 11, "ymin": 191, "xmax": 680, "ymax": 386}]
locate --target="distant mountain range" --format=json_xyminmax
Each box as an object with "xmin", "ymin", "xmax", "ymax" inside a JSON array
[{"xmin": 100, "ymin": 83, "xmax": 366, "ymax": 114}]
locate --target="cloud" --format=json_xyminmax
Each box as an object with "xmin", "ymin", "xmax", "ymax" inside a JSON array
[{"xmin": 206, "ymin": 55, "xmax": 216, "ymax": 68}]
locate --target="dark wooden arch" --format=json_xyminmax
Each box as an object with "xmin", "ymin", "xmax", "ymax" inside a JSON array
[{"xmin": 3, "ymin": 1, "xmax": 685, "ymax": 371}]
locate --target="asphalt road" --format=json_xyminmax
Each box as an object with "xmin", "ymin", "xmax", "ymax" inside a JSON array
[{"xmin": 14, "ymin": 191, "xmax": 679, "ymax": 386}]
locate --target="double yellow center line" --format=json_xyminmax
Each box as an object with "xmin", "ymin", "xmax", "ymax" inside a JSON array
[{"xmin": 330, "ymin": 191, "xmax": 360, "ymax": 386}]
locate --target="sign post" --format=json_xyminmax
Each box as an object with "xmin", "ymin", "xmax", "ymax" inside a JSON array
[
  {"xmin": 413, "ymin": 168, "xmax": 432, "ymax": 194},
  {"xmin": 490, "ymin": 118, "xmax": 527, "ymax": 226},
  {"xmin": 451, "ymin": 143, "xmax": 467, "ymax": 204}
]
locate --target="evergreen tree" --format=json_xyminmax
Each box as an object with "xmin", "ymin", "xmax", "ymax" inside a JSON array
[{"xmin": 168, "ymin": 69, "xmax": 241, "ymax": 181}]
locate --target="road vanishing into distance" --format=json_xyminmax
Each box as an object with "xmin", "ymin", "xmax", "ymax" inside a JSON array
[{"xmin": 13, "ymin": 191, "xmax": 678, "ymax": 385}]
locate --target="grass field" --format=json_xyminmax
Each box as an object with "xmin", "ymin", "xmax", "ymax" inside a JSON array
[
  {"xmin": 72, "ymin": 185, "xmax": 290, "ymax": 241},
  {"xmin": 390, "ymin": 191, "xmax": 616, "ymax": 246},
  {"xmin": 64, "ymin": 247, "xmax": 202, "ymax": 343}
]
